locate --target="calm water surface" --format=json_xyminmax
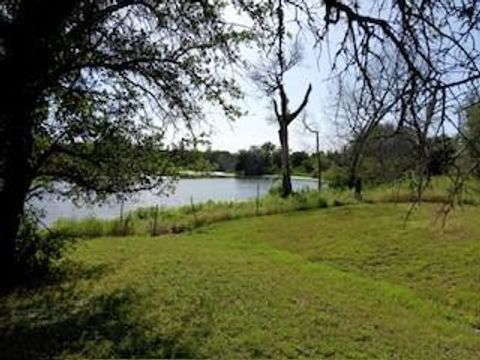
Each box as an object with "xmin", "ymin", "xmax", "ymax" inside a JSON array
[{"xmin": 39, "ymin": 177, "xmax": 317, "ymax": 224}]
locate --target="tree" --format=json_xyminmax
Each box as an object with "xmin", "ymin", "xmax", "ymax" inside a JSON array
[
  {"xmin": 299, "ymin": 0, "xmax": 480, "ymax": 200},
  {"xmin": 251, "ymin": 0, "xmax": 312, "ymax": 197},
  {"xmin": 426, "ymin": 136, "xmax": 456, "ymax": 177},
  {"xmin": 0, "ymin": 0, "xmax": 250, "ymax": 285},
  {"xmin": 290, "ymin": 151, "xmax": 309, "ymax": 169},
  {"xmin": 235, "ymin": 143, "xmax": 279, "ymax": 176},
  {"xmin": 347, "ymin": 124, "xmax": 417, "ymax": 185},
  {"xmin": 204, "ymin": 150, "xmax": 236, "ymax": 172},
  {"xmin": 464, "ymin": 102, "xmax": 480, "ymax": 176}
]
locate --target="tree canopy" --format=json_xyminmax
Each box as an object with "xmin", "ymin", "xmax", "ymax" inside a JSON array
[{"xmin": 0, "ymin": 0, "xmax": 252, "ymax": 284}]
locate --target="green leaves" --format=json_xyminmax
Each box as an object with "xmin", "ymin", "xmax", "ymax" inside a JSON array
[{"xmin": 8, "ymin": 0, "xmax": 258, "ymax": 202}]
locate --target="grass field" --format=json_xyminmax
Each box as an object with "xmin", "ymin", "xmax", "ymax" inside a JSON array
[{"xmin": 1, "ymin": 203, "xmax": 480, "ymax": 358}]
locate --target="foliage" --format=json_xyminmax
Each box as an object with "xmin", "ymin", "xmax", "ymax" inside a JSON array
[
  {"xmin": 464, "ymin": 102, "xmax": 480, "ymax": 176},
  {"xmin": 290, "ymin": 151, "xmax": 315, "ymax": 176},
  {"xmin": 323, "ymin": 164, "xmax": 349, "ymax": 190},
  {"xmin": 425, "ymin": 136, "xmax": 457, "ymax": 176},
  {"xmin": 14, "ymin": 210, "xmax": 76, "ymax": 279},
  {"xmin": 327, "ymin": 123, "xmax": 460, "ymax": 189},
  {"xmin": 205, "ymin": 150, "xmax": 237, "ymax": 172},
  {"xmin": 235, "ymin": 142, "xmax": 279, "ymax": 176},
  {"xmin": 352, "ymin": 124, "xmax": 416, "ymax": 183},
  {"xmin": 0, "ymin": 0, "xmax": 255, "ymax": 282}
]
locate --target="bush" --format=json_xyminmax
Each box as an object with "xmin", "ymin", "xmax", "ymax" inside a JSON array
[
  {"xmin": 317, "ymin": 197, "xmax": 328, "ymax": 208},
  {"xmin": 15, "ymin": 211, "xmax": 76, "ymax": 279},
  {"xmin": 292, "ymin": 192, "xmax": 309, "ymax": 210},
  {"xmin": 268, "ymin": 183, "xmax": 283, "ymax": 196},
  {"xmin": 333, "ymin": 199, "xmax": 344, "ymax": 207},
  {"xmin": 324, "ymin": 165, "xmax": 349, "ymax": 190}
]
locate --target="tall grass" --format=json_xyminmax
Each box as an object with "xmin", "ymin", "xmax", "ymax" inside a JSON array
[
  {"xmin": 51, "ymin": 176, "xmax": 480, "ymax": 239},
  {"xmin": 52, "ymin": 189, "xmax": 344, "ymax": 238},
  {"xmin": 366, "ymin": 176, "xmax": 480, "ymax": 205}
]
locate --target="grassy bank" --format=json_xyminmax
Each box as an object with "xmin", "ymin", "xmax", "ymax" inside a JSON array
[
  {"xmin": 2, "ymin": 204, "xmax": 480, "ymax": 358},
  {"xmin": 366, "ymin": 176, "xmax": 480, "ymax": 205},
  {"xmin": 51, "ymin": 189, "xmax": 349, "ymax": 238},
  {"xmin": 51, "ymin": 176, "xmax": 480, "ymax": 239}
]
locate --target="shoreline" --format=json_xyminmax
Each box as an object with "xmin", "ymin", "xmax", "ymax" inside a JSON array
[{"xmin": 179, "ymin": 170, "xmax": 318, "ymax": 182}]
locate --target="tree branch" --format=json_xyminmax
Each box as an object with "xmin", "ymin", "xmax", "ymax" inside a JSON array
[
  {"xmin": 273, "ymin": 99, "xmax": 280, "ymax": 122},
  {"xmin": 286, "ymin": 83, "xmax": 311, "ymax": 125}
]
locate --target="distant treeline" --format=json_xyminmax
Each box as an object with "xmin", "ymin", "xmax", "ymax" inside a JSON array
[
  {"xmin": 170, "ymin": 123, "xmax": 461, "ymax": 187},
  {"xmin": 169, "ymin": 142, "xmax": 319, "ymax": 177}
]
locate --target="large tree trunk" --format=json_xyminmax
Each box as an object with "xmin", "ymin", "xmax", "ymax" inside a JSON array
[
  {"xmin": 0, "ymin": 0, "xmax": 67, "ymax": 288},
  {"xmin": 0, "ymin": 27, "xmax": 36, "ymax": 288},
  {"xmin": 279, "ymin": 124, "xmax": 292, "ymax": 197},
  {"xmin": 0, "ymin": 98, "xmax": 34, "ymax": 288}
]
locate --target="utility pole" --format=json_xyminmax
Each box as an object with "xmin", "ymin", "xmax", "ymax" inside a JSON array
[
  {"xmin": 303, "ymin": 116, "xmax": 322, "ymax": 191},
  {"xmin": 315, "ymin": 130, "xmax": 321, "ymax": 191}
]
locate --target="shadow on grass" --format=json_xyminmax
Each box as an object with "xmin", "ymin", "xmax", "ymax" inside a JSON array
[
  {"xmin": 0, "ymin": 261, "xmax": 113, "ymax": 297},
  {"xmin": 0, "ymin": 267, "xmax": 198, "ymax": 359}
]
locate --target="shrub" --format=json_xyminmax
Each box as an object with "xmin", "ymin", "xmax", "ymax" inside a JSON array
[
  {"xmin": 317, "ymin": 197, "xmax": 328, "ymax": 208},
  {"xmin": 293, "ymin": 192, "xmax": 309, "ymax": 210},
  {"xmin": 324, "ymin": 165, "xmax": 349, "ymax": 190},
  {"xmin": 268, "ymin": 183, "xmax": 283, "ymax": 196},
  {"xmin": 15, "ymin": 210, "xmax": 76, "ymax": 279},
  {"xmin": 333, "ymin": 199, "xmax": 344, "ymax": 207}
]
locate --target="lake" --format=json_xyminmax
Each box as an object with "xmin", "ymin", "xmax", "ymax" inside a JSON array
[{"xmin": 39, "ymin": 176, "xmax": 318, "ymax": 224}]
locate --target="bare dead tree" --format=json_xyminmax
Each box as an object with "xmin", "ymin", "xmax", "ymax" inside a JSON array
[{"xmin": 251, "ymin": 0, "xmax": 312, "ymax": 197}]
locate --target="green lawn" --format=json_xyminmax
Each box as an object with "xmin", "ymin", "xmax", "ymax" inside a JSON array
[{"xmin": 1, "ymin": 204, "xmax": 480, "ymax": 358}]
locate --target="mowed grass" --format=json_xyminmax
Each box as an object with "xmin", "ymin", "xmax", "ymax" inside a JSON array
[{"xmin": 2, "ymin": 204, "xmax": 480, "ymax": 358}]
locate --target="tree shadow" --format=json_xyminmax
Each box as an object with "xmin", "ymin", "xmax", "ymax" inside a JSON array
[
  {"xmin": 0, "ymin": 260, "xmax": 117, "ymax": 297},
  {"xmin": 0, "ymin": 274, "xmax": 197, "ymax": 358}
]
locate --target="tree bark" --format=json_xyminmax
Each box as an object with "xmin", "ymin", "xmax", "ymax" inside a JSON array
[
  {"xmin": 0, "ymin": 91, "xmax": 34, "ymax": 288},
  {"xmin": 0, "ymin": 12, "xmax": 38, "ymax": 288},
  {"xmin": 279, "ymin": 124, "xmax": 292, "ymax": 197}
]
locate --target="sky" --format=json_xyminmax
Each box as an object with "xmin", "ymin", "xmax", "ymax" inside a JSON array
[
  {"xmin": 159, "ymin": 2, "xmax": 472, "ymax": 154},
  {"xmin": 197, "ymin": 5, "xmax": 344, "ymax": 154},
  {"xmin": 208, "ymin": 51, "xmax": 339, "ymax": 153},
  {"xmin": 206, "ymin": 42, "xmax": 341, "ymax": 153}
]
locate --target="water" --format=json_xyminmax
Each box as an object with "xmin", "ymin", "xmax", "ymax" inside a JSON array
[{"xmin": 38, "ymin": 176, "xmax": 318, "ymax": 224}]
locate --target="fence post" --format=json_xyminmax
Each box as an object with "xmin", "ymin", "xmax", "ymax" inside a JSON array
[
  {"xmin": 152, "ymin": 204, "xmax": 159, "ymax": 236},
  {"xmin": 119, "ymin": 200, "xmax": 125, "ymax": 234},
  {"xmin": 119, "ymin": 200, "xmax": 124, "ymax": 223},
  {"xmin": 190, "ymin": 196, "xmax": 198, "ymax": 225},
  {"xmin": 256, "ymin": 182, "xmax": 260, "ymax": 216}
]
